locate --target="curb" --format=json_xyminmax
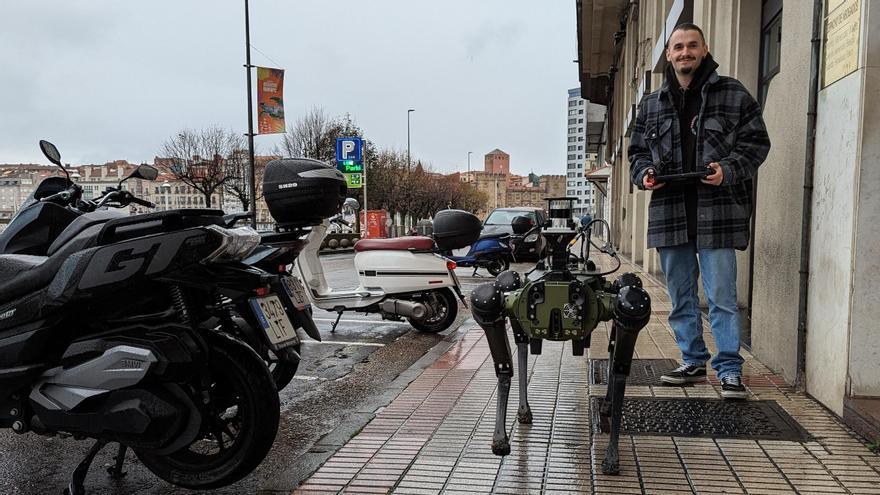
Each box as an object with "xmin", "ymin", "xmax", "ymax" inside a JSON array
[{"xmin": 286, "ymin": 318, "xmax": 475, "ymax": 487}]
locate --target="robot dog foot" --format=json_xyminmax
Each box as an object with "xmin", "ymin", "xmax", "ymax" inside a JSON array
[
  {"xmin": 517, "ymin": 405, "xmax": 533, "ymax": 424},
  {"xmin": 601, "ymin": 453, "xmax": 620, "ymax": 475},
  {"xmin": 492, "ymin": 436, "xmax": 511, "ymax": 456}
]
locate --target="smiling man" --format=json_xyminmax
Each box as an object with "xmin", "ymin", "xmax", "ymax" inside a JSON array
[{"xmin": 628, "ymin": 23, "xmax": 771, "ymax": 399}]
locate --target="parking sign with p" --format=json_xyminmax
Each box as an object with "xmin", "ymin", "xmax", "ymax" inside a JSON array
[
  {"xmin": 336, "ymin": 137, "xmax": 362, "ymax": 163},
  {"xmin": 336, "ymin": 137, "xmax": 364, "ymax": 186}
]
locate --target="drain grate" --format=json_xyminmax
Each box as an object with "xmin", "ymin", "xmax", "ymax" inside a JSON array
[
  {"xmin": 591, "ymin": 397, "xmax": 812, "ymax": 441},
  {"xmin": 591, "ymin": 359, "xmax": 680, "ymax": 386}
]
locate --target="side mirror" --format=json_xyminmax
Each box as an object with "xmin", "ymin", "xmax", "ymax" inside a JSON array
[
  {"xmin": 344, "ymin": 197, "xmax": 360, "ymax": 210},
  {"xmin": 39, "ymin": 140, "xmax": 62, "ymax": 166},
  {"xmin": 130, "ymin": 164, "xmax": 159, "ymax": 181}
]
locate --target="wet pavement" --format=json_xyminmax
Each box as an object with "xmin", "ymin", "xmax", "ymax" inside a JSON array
[
  {"xmin": 0, "ymin": 251, "xmax": 530, "ymax": 495},
  {"xmin": 293, "ymin": 252, "xmax": 880, "ymax": 495}
]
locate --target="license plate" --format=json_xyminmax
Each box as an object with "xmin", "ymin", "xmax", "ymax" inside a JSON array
[
  {"xmin": 249, "ymin": 295, "xmax": 298, "ymax": 346},
  {"xmin": 281, "ymin": 275, "xmax": 309, "ymax": 310}
]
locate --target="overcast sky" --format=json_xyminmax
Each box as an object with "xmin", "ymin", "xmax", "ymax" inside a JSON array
[{"xmin": 1, "ymin": 1, "xmax": 579, "ymax": 175}]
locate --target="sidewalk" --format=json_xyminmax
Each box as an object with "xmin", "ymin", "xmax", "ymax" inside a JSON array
[{"xmin": 293, "ymin": 258, "xmax": 880, "ymax": 494}]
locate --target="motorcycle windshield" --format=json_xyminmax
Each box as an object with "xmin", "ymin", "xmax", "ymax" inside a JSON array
[{"xmin": 8, "ymin": 176, "xmax": 69, "ymax": 224}]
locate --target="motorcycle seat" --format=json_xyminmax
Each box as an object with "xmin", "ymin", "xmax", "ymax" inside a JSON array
[
  {"xmin": 0, "ymin": 254, "xmax": 57, "ymax": 303},
  {"xmin": 353, "ymin": 236, "xmax": 435, "ymax": 252}
]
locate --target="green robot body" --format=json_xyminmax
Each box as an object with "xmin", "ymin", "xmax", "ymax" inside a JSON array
[{"xmin": 468, "ymin": 199, "xmax": 653, "ymax": 475}]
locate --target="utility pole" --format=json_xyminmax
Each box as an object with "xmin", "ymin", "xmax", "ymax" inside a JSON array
[
  {"xmin": 467, "ymin": 151, "xmax": 472, "ymax": 178},
  {"xmin": 244, "ymin": 0, "xmax": 257, "ymax": 228}
]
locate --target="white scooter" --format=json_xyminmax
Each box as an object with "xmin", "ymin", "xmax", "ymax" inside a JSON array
[{"xmin": 293, "ymin": 204, "xmax": 467, "ymax": 334}]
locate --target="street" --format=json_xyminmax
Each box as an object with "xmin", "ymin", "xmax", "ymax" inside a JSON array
[{"xmin": 0, "ymin": 250, "xmax": 533, "ymax": 495}]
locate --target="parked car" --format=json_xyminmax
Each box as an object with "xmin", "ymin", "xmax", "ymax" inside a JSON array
[{"xmin": 481, "ymin": 206, "xmax": 547, "ymax": 260}]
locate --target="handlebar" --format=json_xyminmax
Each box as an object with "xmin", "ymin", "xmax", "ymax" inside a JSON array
[
  {"xmin": 39, "ymin": 184, "xmax": 79, "ymax": 204},
  {"xmin": 129, "ymin": 196, "xmax": 155, "ymax": 208}
]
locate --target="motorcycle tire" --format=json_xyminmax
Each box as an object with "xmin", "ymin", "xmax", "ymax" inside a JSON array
[
  {"xmin": 486, "ymin": 256, "xmax": 510, "ymax": 276},
  {"xmin": 136, "ymin": 331, "xmax": 280, "ymax": 490},
  {"xmin": 268, "ymin": 344, "xmax": 301, "ymax": 390},
  {"xmin": 408, "ymin": 288, "xmax": 458, "ymax": 334}
]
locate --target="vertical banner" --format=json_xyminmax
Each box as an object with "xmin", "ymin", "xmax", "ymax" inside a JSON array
[{"xmin": 257, "ymin": 67, "xmax": 285, "ymax": 134}]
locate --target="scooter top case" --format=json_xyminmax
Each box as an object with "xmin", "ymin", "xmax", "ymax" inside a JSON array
[{"xmin": 353, "ymin": 237, "xmax": 457, "ymax": 295}]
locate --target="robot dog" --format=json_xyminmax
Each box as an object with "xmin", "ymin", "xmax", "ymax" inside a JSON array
[{"xmin": 469, "ymin": 198, "xmax": 651, "ymax": 475}]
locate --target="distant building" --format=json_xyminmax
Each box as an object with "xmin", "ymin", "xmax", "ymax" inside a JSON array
[
  {"xmin": 566, "ymin": 87, "xmax": 606, "ymax": 218},
  {"xmin": 484, "ymin": 149, "xmax": 510, "ymax": 175}
]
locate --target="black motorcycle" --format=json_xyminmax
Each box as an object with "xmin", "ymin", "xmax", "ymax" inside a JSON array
[
  {"xmin": 0, "ymin": 142, "xmax": 287, "ymax": 494},
  {"xmin": 0, "ymin": 141, "xmax": 316, "ymax": 391}
]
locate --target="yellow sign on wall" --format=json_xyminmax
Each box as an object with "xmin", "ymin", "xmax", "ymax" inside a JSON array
[{"xmin": 823, "ymin": 0, "xmax": 861, "ymax": 88}]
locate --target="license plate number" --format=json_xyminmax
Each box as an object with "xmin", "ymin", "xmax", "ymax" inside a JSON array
[
  {"xmin": 249, "ymin": 295, "xmax": 298, "ymax": 346},
  {"xmin": 281, "ymin": 275, "xmax": 309, "ymax": 310}
]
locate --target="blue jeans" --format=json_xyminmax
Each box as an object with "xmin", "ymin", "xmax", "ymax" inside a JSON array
[{"xmin": 657, "ymin": 242, "xmax": 744, "ymax": 379}]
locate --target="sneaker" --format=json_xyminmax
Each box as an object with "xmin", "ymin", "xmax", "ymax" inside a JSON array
[
  {"xmin": 721, "ymin": 375, "xmax": 749, "ymax": 400},
  {"xmin": 660, "ymin": 363, "xmax": 707, "ymax": 385}
]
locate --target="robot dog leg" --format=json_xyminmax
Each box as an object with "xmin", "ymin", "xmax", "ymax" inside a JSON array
[
  {"xmin": 470, "ymin": 271, "xmax": 528, "ymax": 455},
  {"xmin": 495, "ymin": 270, "xmax": 532, "ymax": 425},
  {"xmin": 470, "ymin": 280, "xmax": 514, "ymax": 456},
  {"xmin": 600, "ymin": 275, "xmax": 651, "ymax": 475}
]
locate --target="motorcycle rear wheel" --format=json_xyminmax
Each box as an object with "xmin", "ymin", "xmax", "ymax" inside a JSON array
[
  {"xmin": 136, "ymin": 332, "xmax": 280, "ymax": 490},
  {"xmin": 408, "ymin": 288, "xmax": 458, "ymax": 333},
  {"xmin": 268, "ymin": 344, "xmax": 301, "ymax": 390},
  {"xmin": 486, "ymin": 256, "xmax": 510, "ymax": 276}
]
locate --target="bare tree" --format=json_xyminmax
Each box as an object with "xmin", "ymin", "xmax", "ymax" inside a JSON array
[
  {"xmin": 160, "ymin": 127, "xmax": 244, "ymax": 208},
  {"xmin": 276, "ymin": 106, "xmax": 336, "ymax": 161}
]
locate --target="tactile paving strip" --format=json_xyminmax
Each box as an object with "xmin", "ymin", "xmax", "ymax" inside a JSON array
[
  {"xmin": 591, "ymin": 358, "xmax": 680, "ymax": 386},
  {"xmin": 591, "ymin": 397, "xmax": 812, "ymax": 441}
]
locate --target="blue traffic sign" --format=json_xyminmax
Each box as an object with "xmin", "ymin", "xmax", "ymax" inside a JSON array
[{"xmin": 336, "ymin": 137, "xmax": 363, "ymax": 162}]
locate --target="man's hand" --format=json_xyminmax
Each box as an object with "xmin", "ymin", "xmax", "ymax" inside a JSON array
[
  {"xmin": 701, "ymin": 162, "xmax": 723, "ymax": 186},
  {"xmin": 642, "ymin": 169, "xmax": 665, "ymax": 190}
]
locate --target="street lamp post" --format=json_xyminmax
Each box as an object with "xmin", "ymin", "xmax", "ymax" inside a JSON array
[
  {"xmin": 161, "ymin": 181, "xmax": 171, "ymax": 211},
  {"xmin": 407, "ymin": 109, "xmax": 415, "ymax": 168}
]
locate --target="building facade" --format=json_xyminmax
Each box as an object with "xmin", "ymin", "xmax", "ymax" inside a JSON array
[
  {"xmin": 576, "ymin": 0, "xmax": 880, "ymax": 438},
  {"xmin": 566, "ymin": 88, "xmax": 608, "ymax": 218}
]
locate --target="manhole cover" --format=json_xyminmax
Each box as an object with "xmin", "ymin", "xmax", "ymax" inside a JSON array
[
  {"xmin": 591, "ymin": 397, "xmax": 812, "ymax": 441},
  {"xmin": 591, "ymin": 359, "xmax": 680, "ymax": 386}
]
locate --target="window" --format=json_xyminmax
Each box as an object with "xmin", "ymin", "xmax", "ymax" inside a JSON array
[
  {"xmin": 578, "ymin": 136, "xmax": 584, "ymax": 141},
  {"xmin": 577, "ymin": 127, "xmax": 583, "ymax": 133},
  {"xmin": 569, "ymin": 109, "xmax": 577, "ymax": 116},
  {"xmin": 567, "ymin": 190, "xmax": 575, "ymax": 195},
  {"xmin": 568, "ymin": 118, "xmax": 576, "ymax": 124},
  {"xmin": 568, "ymin": 145, "xmax": 576, "ymax": 151},
  {"xmin": 759, "ymin": 0, "xmax": 782, "ymax": 105},
  {"xmin": 577, "ymin": 173, "xmax": 583, "ymax": 177},
  {"xmin": 569, "ymin": 100, "xmax": 577, "ymax": 107},
  {"xmin": 578, "ymin": 100, "xmax": 584, "ymax": 106},
  {"xmin": 567, "ymin": 181, "xmax": 576, "ymax": 186},
  {"xmin": 578, "ymin": 118, "xmax": 584, "ymax": 123},
  {"xmin": 567, "ymin": 172, "xmax": 576, "ymax": 177},
  {"xmin": 578, "ymin": 154, "xmax": 583, "ymax": 159},
  {"xmin": 568, "ymin": 154, "xmax": 576, "ymax": 159},
  {"xmin": 578, "ymin": 110, "xmax": 584, "ymax": 114},
  {"xmin": 577, "ymin": 146, "xmax": 583, "ymax": 150},
  {"xmin": 577, "ymin": 182, "xmax": 582, "ymax": 187},
  {"xmin": 568, "ymin": 137, "xmax": 576, "ymax": 142},
  {"xmin": 568, "ymin": 127, "xmax": 576, "ymax": 133}
]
